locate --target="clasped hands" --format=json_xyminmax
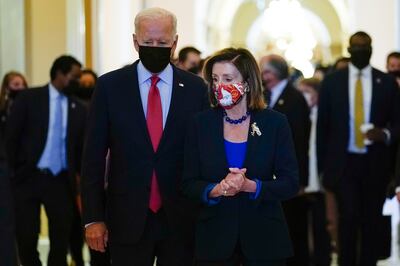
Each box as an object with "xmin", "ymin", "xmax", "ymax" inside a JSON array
[{"xmin": 210, "ymin": 167, "xmax": 255, "ymax": 198}]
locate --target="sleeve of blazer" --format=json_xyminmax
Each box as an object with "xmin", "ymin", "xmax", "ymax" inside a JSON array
[
  {"xmin": 181, "ymin": 116, "xmax": 213, "ymax": 204},
  {"xmin": 81, "ymin": 78, "xmax": 109, "ymax": 224},
  {"xmin": 292, "ymin": 94, "xmax": 311, "ymax": 187},
  {"xmin": 5, "ymin": 92, "xmax": 28, "ymax": 174},
  {"xmin": 387, "ymin": 77, "xmax": 400, "ymax": 142},
  {"xmin": 316, "ymin": 76, "xmax": 331, "ymax": 177},
  {"xmin": 256, "ymin": 115, "xmax": 299, "ymax": 203}
]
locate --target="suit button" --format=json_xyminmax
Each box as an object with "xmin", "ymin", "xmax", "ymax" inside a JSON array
[{"xmin": 273, "ymin": 175, "xmax": 277, "ymax": 180}]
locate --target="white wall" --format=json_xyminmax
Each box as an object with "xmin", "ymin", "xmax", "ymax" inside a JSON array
[
  {"xmin": 348, "ymin": 0, "xmax": 398, "ymax": 70},
  {"xmin": 0, "ymin": 0, "xmax": 25, "ymax": 81}
]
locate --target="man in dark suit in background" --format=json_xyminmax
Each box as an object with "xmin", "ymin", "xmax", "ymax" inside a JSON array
[
  {"xmin": 6, "ymin": 55, "xmax": 87, "ymax": 266},
  {"xmin": 82, "ymin": 7, "xmax": 208, "ymax": 266},
  {"xmin": 318, "ymin": 31, "xmax": 400, "ymax": 266},
  {"xmin": 0, "ymin": 137, "xmax": 17, "ymax": 266},
  {"xmin": 259, "ymin": 54, "xmax": 311, "ymax": 266}
]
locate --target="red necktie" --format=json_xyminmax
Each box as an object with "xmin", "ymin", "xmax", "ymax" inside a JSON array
[{"xmin": 147, "ymin": 75, "xmax": 162, "ymax": 213}]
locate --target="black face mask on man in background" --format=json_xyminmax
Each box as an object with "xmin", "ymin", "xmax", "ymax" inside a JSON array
[
  {"xmin": 75, "ymin": 87, "xmax": 95, "ymax": 100},
  {"xmin": 389, "ymin": 70, "xmax": 400, "ymax": 79},
  {"xmin": 138, "ymin": 45, "xmax": 172, "ymax": 73},
  {"xmin": 348, "ymin": 46, "xmax": 372, "ymax": 70},
  {"xmin": 62, "ymin": 79, "xmax": 80, "ymax": 96}
]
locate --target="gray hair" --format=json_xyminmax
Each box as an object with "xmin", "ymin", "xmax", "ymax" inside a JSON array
[{"xmin": 134, "ymin": 7, "xmax": 177, "ymax": 36}]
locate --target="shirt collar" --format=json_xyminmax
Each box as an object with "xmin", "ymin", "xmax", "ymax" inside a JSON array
[
  {"xmin": 271, "ymin": 79, "xmax": 288, "ymax": 96},
  {"xmin": 49, "ymin": 83, "xmax": 64, "ymax": 99},
  {"xmin": 137, "ymin": 61, "xmax": 173, "ymax": 85},
  {"xmin": 349, "ymin": 63, "xmax": 372, "ymax": 77}
]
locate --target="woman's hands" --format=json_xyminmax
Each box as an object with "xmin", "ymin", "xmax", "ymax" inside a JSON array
[{"xmin": 209, "ymin": 168, "xmax": 257, "ymax": 198}]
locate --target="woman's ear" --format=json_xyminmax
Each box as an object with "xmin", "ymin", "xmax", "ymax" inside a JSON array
[{"xmin": 243, "ymin": 81, "xmax": 250, "ymax": 92}]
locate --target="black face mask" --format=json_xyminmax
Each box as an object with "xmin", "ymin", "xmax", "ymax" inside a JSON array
[
  {"xmin": 349, "ymin": 47, "xmax": 372, "ymax": 70},
  {"xmin": 389, "ymin": 70, "xmax": 400, "ymax": 79},
  {"xmin": 138, "ymin": 45, "xmax": 172, "ymax": 73},
  {"xmin": 62, "ymin": 79, "xmax": 80, "ymax": 96},
  {"xmin": 8, "ymin": 90, "xmax": 21, "ymax": 99},
  {"xmin": 75, "ymin": 86, "xmax": 94, "ymax": 100},
  {"xmin": 188, "ymin": 65, "xmax": 200, "ymax": 75}
]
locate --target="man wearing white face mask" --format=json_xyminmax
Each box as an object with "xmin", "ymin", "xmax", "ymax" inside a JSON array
[
  {"xmin": 260, "ymin": 54, "xmax": 311, "ymax": 266},
  {"xmin": 297, "ymin": 78, "xmax": 332, "ymax": 266}
]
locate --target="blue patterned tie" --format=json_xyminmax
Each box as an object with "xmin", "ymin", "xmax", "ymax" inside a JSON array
[{"xmin": 49, "ymin": 95, "xmax": 64, "ymax": 175}]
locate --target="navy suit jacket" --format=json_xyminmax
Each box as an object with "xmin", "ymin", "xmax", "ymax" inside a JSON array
[
  {"xmin": 317, "ymin": 67, "xmax": 400, "ymax": 190},
  {"xmin": 6, "ymin": 85, "xmax": 87, "ymax": 193},
  {"xmin": 182, "ymin": 108, "xmax": 299, "ymax": 260},
  {"xmin": 272, "ymin": 82, "xmax": 310, "ymax": 187},
  {"xmin": 81, "ymin": 61, "xmax": 208, "ymax": 244}
]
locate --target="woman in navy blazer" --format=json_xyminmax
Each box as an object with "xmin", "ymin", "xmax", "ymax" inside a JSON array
[{"xmin": 182, "ymin": 48, "xmax": 299, "ymax": 266}]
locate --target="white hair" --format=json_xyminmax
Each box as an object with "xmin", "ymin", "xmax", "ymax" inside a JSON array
[{"xmin": 134, "ymin": 7, "xmax": 177, "ymax": 36}]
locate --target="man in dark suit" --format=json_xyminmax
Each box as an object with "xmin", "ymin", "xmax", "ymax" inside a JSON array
[
  {"xmin": 260, "ymin": 54, "xmax": 311, "ymax": 266},
  {"xmin": 81, "ymin": 7, "xmax": 208, "ymax": 266},
  {"xmin": 0, "ymin": 137, "xmax": 18, "ymax": 266},
  {"xmin": 317, "ymin": 31, "xmax": 400, "ymax": 266},
  {"xmin": 6, "ymin": 55, "xmax": 87, "ymax": 266}
]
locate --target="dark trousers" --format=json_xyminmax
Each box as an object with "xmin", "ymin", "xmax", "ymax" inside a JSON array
[
  {"xmin": 336, "ymin": 154, "xmax": 387, "ymax": 266},
  {"xmin": 90, "ymin": 248, "xmax": 111, "ymax": 266},
  {"xmin": 14, "ymin": 169, "xmax": 73, "ymax": 266},
  {"xmin": 109, "ymin": 209, "xmax": 194, "ymax": 266},
  {"xmin": 305, "ymin": 192, "xmax": 331, "ymax": 266},
  {"xmin": 283, "ymin": 196, "xmax": 309, "ymax": 266},
  {"xmin": 69, "ymin": 202, "xmax": 84, "ymax": 266},
  {"xmin": 195, "ymin": 242, "xmax": 286, "ymax": 266}
]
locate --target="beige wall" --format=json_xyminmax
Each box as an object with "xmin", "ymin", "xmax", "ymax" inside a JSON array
[{"xmin": 25, "ymin": 0, "xmax": 67, "ymax": 86}]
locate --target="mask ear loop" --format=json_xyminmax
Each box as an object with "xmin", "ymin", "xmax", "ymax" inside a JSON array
[{"xmin": 243, "ymin": 81, "xmax": 250, "ymax": 93}]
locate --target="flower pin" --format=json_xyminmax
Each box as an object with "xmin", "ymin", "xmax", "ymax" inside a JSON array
[{"xmin": 251, "ymin": 122, "xmax": 262, "ymax": 136}]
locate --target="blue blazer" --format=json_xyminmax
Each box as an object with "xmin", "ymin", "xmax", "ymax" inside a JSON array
[{"xmin": 182, "ymin": 108, "xmax": 299, "ymax": 260}]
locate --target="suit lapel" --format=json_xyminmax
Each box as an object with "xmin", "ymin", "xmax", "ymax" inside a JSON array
[
  {"xmin": 157, "ymin": 66, "xmax": 185, "ymax": 153},
  {"xmin": 38, "ymin": 86, "xmax": 50, "ymax": 152},
  {"xmin": 213, "ymin": 109, "xmax": 229, "ymax": 170},
  {"xmin": 243, "ymin": 110, "xmax": 261, "ymax": 169},
  {"xmin": 272, "ymin": 84, "xmax": 289, "ymax": 112},
  {"xmin": 128, "ymin": 62, "xmax": 154, "ymax": 152},
  {"xmin": 369, "ymin": 69, "xmax": 381, "ymax": 123}
]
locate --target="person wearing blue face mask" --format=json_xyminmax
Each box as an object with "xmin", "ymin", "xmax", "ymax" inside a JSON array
[{"xmin": 81, "ymin": 7, "xmax": 209, "ymax": 266}]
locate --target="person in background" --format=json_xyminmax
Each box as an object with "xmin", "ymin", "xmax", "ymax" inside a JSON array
[
  {"xmin": 81, "ymin": 7, "xmax": 208, "ymax": 265},
  {"xmin": 333, "ymin": 57, "xmax": 350, "ymax": 71},
  {"xmin": 318, "ymin": 31, "xmax": 400, "ymax": 266},
  {"xmin": 260, "ymin": 54, "xmax": 311, "ymax": 266},
  {"xmin": 6, "ymin": 55, "xmax": 87, "ymax": 266},
  {"xmin": 297, "ymin": 78, "xmax": 332, "ymax": 266},
  {"xmin": 177, "ymin": 46, "xmax": 202, "ymax": 72},
  {"xmin": 0, "ymin": 71, "xmax": 27, "ymax": 266},
  {"xmin": 386, "ymin": 52, "xmax": 400, "ymax": 87},
  {"xmin": 182, "ymin": 47, "xmax": 299, "ymax": 266},
  {"xmin": 76, "ymin": 69, "xmax": 97, "ymax": 104}
]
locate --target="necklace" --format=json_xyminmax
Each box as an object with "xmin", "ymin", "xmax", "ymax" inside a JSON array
[{"xmin": 223, "ymin": 110, "xmax": 250, "ymax": 125}]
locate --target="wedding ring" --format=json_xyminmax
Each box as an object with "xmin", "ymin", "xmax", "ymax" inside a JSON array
[{"xmin": 223, "ymin": 190, "xmax": 227, "ymax": 195}]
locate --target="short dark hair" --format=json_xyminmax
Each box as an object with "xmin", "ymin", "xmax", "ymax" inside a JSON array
[
  {"xmin": 81, "ymin": 69, "xmax": 98, "ymax": 81},
  {"xmin": 50, "ymin": 55, "xmax": 82, "ymax": 80},
  {"xmin": 178, "ymin": 46, "xmax": 201, "ymax": 63},
  {"xmin": 349, "ymin": 31, "xmax": 372, "ymax": 46},
  {"xmin": 203, "ymin": 48, "xmax": 266, "ymax": 111},
  {"xmin": 387, "ymin": 51, "xmax": 400, "ymax": 63}
]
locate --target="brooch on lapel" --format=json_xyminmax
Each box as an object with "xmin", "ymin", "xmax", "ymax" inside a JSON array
[
  {"xmin": 71, "ymin": 102, "xmax": 76, "ymax": 109},
  {"xmin": 178, "ymin": 82, "xmax": 184, "ymax": 87},
  {"xmin": 278, "ymin": 99, "xmax": 284, "ymax": 106},
  {"xmin": 251, "ymin": 122, "xmax": 262, "ymax": 136}
]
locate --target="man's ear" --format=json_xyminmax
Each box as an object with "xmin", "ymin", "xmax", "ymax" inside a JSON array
[{"xmin": 133, "ymin": 34, "xmax": 139, "ymax": 52}]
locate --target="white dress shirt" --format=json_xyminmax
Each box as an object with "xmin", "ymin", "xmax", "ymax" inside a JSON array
[
  {"xmin": 137, "ymin": 61, "xmax": 173, "ymax": 128},
  {"xmin": 305, "ymin": 106, "xmax": 321, "ymax": 193},
  {"xmin": 37, "ymin": 83, "xmax": 68, "ymax": 170},
  {"xmin": 269, "ymin": 79, "xmax": 288, "ymax": 108},
  {"xmin": 347, "ymin": 63, "xmax": 372, "ymax": 154}
]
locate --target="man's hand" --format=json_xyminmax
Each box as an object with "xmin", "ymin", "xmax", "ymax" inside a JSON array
[
  {"xmin": 85, "ymin": 222, "xmax": 108, "ymax": 252},
  {"xmin": 366, "ymin": 128, "xmax": 387, "ymax": 142}
]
